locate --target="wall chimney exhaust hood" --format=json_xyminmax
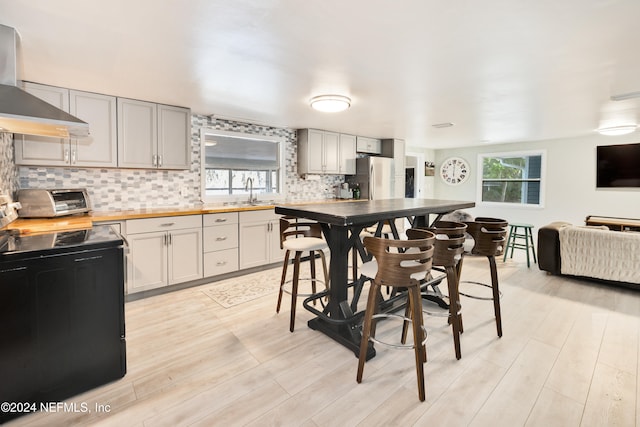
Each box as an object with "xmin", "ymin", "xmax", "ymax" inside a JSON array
[{"xmin": 0, "ymin": 24, "xmax": 89, "ymax": 138}]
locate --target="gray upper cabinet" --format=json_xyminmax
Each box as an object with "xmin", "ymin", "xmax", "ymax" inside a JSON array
[
  {"xmin": 15, "ymin": 88, "xmax": 192, "ymax": 170},
  {"xmin": 70, "ymin": 90, "xmax": 117, "ymax": 167},
  {"xmin": 339, "ymin": 133, "xmax": 356, "ymax": 174},
  {"xmin": 356, "ymin": 136, "xmax": 382, "ymax": 154},
  {"xmin": 158, "ymin": 104, "xmax": 191, "ymax": 170},
  {"xmin": 15, "ymin": 83, "xmax": 70, "ymax": 166},
  {"xmin": 117, "ymin": 98, "xmax": 190, "ymax": 170},
  {"xmin": 382, "ymin": 138, "xmax": 406, "ymax": 198},
  {"xmin": 382, "ymin": 138, "xmax": 406, "ymax": 173},
  {"xmin": 15, "ymin": 83, "xmax": 117, "ymax": 167},
  {"xmin": 298, "ymin": 129, "xmax": 355, "ymax": 175},
  {"xmin": 117, "ymin": 98, "xmax": 157, "ymax": 168},
  {"xmin": 298, "ymin": 129, "xmax": 338, "ymax": 174}
]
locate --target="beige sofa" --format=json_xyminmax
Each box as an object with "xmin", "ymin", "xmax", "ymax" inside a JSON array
[{"xmin": 538, "ymin": 221, "xmax": 640, "ymax": 286}]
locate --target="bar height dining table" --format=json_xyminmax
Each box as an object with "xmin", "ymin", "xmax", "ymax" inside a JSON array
[{"xmin": 275, "ymin": 198, "xmax": 475, "ymax": 359}]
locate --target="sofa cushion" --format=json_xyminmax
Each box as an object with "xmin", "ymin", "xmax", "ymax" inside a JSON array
[{"xmin": 558, "ymin": 225, "xmax": 640, "ymax": 284}]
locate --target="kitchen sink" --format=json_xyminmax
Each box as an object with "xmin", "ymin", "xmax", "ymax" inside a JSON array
[{"xmin": 239, "ymin": 200, "xmax": 275, "ymax": 207}]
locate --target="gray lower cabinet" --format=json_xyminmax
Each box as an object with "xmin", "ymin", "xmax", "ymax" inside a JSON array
[
  {"xmin": 239, "ymin": 210, "xmax": 283, "ymax": 269},
  {"xmin": 123, "ymin": 209, "xmax": 286, "ymax": 294},
  {"xmin": 125, "ymin": 215, "xmax": 203, "ymax": 294},
  {"xmin": 203, "ymin": 212, "xmax": 239, "ymax": 277},
  {"xmin": 15, "ymin": 83, "xmax": 117, "ymax": 167}
]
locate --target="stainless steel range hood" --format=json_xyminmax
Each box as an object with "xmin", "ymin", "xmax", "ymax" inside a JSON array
[{"xmin": 0, "ymin": 24, "xmax": 89, "ymax": 138}]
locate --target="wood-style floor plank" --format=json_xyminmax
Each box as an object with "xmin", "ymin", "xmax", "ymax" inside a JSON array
[{"xmin": 6, "ymin": 252, "xmax": 640, "ymax": 427}]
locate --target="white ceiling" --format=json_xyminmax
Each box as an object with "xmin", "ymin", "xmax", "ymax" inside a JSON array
[{"xmin": 2, "ymin": 0, "xmax": 640, "ymax": 148}]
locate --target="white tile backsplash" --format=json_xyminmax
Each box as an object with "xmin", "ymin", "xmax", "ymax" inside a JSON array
[{"xmin": 0, "ymin": 133, "xmax": 18, "ymax": 197}]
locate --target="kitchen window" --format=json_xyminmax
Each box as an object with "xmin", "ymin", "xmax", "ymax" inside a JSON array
[
  {"xmin": 478, "ymin": 150, "xmax": 545, "ymax": 207},
  {"xmin": 205, "ymin": 169, "xmax": 277, "ymax": 195},
  {"xmin": 200, "ymin": 129, "xmax": 284, "ymax": 203}
]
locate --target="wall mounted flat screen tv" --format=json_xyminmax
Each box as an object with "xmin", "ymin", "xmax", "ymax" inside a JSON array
[{"xmin": 596, "ymin": 142, "xmax": 640, "ymax": 188}]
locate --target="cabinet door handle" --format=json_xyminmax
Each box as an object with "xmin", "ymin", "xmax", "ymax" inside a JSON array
[
  {"xmin": 64, "ymin": 148, "xmax": 70, "ymax": 163},
  {"xmin": 163, "ymin": 234, "xmax": 167, "ymax": 245},
  {"xmin": 160, "ymin": 222, "xmax": 175, "ymax": 227},
  {"xmin": 152, "ymin": 155, "xmax": 157, "ymax": 167},
  {"xmin": 216, "ymin": 261, "xmax": 227, "ymax": 266},
  {"xmin": 71, "ymin": 149, "xmax": 77, "ymax": 165},
  {"xmin": 168, "ymin": 233, "xmax": 172, "ymax": 245},
  {"xmin": 158, "ymin": 155, "xmax": 163, "ymax": 167},
  {"xmin": 216, "ymin": 236, "xmax": 228, "ymax": 241},
  {"xmin": 214, "ymin": 218, "xmax": 227, "ymax": 223}
]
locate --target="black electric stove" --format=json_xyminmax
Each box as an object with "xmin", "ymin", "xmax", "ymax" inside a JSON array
[
  {"xmin": 0, "ymin": 225, "xmax": 123, "ymax": 260},
  {"xmin": 0, "ymin": 225, "xmax": 126, "ymax": 423}
]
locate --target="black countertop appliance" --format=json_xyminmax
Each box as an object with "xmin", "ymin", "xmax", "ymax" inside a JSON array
[{"xmin": 0, "ymin": 225, "xmax": 126, "ymax": 423}]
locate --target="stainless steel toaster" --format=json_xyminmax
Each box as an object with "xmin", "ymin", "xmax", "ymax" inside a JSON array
[{"xmin": 17, "ymin": 188, "xmax": 92, "ymax": 218}]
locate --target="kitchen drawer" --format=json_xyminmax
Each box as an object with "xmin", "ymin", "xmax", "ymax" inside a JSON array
[
  {"xmin": 203, "ymin": 224, "xmax": 238, "ymax": 252},
  {"xmin": 126, "ymin": 215, "xmax": 201, "ymax": 234},
  {"xmin": 204, "ymin": 248, "xmax": 239, "ymax": 277},
  {"xmin": 239, "ymin": 209, "xmax": 279, "ymax": 223},
  {"xmin": 203, "ymin": 212, "xmax": 239, "ymax": 227}
]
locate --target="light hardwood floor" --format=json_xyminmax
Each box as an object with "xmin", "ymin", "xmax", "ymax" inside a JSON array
[{"xmin": 8, "ymin": 252, "xmax": 640, "ymax": 427}]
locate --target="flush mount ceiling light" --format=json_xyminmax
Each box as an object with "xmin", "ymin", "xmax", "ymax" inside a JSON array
[
  {"xmin": 596, "ymin": 125, "xmax": 638, "ymax": 136},
  {"xmin": 309, "ymin": 95, "xmax": 351, "ymax": 113}
]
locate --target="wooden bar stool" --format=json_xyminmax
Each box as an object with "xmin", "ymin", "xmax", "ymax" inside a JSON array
[
  {"xmin": 503, "ymin": 223, "xmax": 537, "ymax": 267},
  {"xmin": 356, "ymin": 228, "xmax": 435, "ymax": 402},
  {"xmin": 276, "ymin": 217, "xmax": 329, "ymax": 332},
  {"xmin": 351, "ymin": 220, "xmax": 398, "ymax": 302},
  {"xmin": 407, "ymin": 221, "xmax": 467, "ymax": 360},
  {"xmin": 461, "ymin": 217, "xmax": 508, "ymax": 337}
]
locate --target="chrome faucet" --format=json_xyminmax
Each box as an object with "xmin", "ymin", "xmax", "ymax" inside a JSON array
[{"xmin": 245, "ymin": 177, "xmax": 256, "ymax": 204}]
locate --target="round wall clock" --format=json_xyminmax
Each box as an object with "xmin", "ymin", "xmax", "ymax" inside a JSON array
[{"xmin": 440, "ymin": 157, "xmax": 470, "ymax": 185}]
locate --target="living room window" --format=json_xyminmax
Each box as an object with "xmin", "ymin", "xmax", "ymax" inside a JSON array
[{"xmin": 478, "ymin": 150, "xmax": 545, "ymax": 207}]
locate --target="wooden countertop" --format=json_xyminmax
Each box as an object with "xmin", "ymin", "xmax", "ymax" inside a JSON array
[
  {"xmin": 3, "ymin": 198, "xmax": 360, "ymax": 234},
  {"xmin": 89, "ymin": 203, "xmax": 275, "ymax": 222},
  {"xmin": 4, "ymin": 216, "xmax": 94, "ymax": 235}
]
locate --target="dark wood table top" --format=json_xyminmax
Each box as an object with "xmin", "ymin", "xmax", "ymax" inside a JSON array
[{"xmin": 275, "ymin": 198, "xmax": 475, "ymax": 226}]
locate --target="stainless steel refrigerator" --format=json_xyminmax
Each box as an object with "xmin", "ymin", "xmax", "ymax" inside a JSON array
[{"xmin": 350, "ymin": 156, "xmax": 395, "ymax": 200}]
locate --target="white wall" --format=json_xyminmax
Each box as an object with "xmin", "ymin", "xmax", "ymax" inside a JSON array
[
  {"xmin": 433, "ymin": 133, "xmax": 640, "ymax": 232},
  {"xmin": 407, "ymin": 147, "xmax": 436, "ymax": 198}
]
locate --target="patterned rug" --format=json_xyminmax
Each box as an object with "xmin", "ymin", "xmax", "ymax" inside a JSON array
[
  {"xmin": 202, "ymin": 267, "xmax": 282, "ymax": 308},
  {"xmin": 202, "ymin": 258, "xmax": 326, "ymax": 308}
]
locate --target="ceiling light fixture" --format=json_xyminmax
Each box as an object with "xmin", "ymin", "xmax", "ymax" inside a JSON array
[
  {"xmin": 309, "ymin": 95, "xmax": 351, "ymax": 113},
  {"xmin": 596, "ymin": 125, "xmax": 638, "ymax": 136}
]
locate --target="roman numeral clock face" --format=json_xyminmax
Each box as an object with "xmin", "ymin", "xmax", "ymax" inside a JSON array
[{"xmin": 440, "ymin": 157, "xmax": 470, "ymax": 185}]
